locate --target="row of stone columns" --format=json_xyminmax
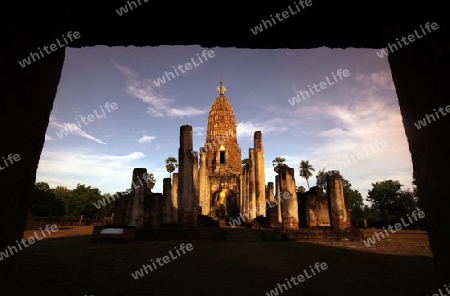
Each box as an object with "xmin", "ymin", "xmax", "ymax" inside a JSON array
[
  {"xmin": 125, "ymin": 127, "xmax": 348, "ymax": 231},
  {"xmin": 240, "ymin": 131, "xmax": 301, "ymax": 230},
  {"xmin": 240, "ymin": 131, "xmax": 266, "ymax": 221}
]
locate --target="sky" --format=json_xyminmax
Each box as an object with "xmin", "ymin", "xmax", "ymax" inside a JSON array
[{"xmin": 36, "ymin": 45, "xmax": 414, "ymax": 201}]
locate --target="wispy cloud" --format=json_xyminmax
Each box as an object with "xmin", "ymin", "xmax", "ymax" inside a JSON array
[
  {"xmin": 237, "ymin": 119, "xmax": 288, "ymax": 139},
  {"xmin": 291, "ymin": 86, "xmax": 410, "ymax": 193},
  {"xmin": 112, "ymin": 60, "xmax": 207, "ymax": 118},
  {"xmin": 48, "ymin": 115, "xmax": 107, "ymax": 145},
  {"xmin": 86, "ymin": 152, "xmax": 146, "ymax": 161},
  {"xmin": 138, "ymin": 135, "xmax": 156, "ymax": 143},
  {"xmin": 262, "ymin": 69, "xmax": 412, "ymax": 196}
]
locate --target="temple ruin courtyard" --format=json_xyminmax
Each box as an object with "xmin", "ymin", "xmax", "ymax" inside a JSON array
[{"xmin": 8, "ymin": 226, "xmax": 438, "ymax": 296}]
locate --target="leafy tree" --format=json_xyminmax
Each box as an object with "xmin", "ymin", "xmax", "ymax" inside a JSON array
[
  {"xmin": 411, "ymin": 172, "xmax": 422, "ymax": 210},
  {"xmin": 54, "ymin": 185, "xmax": 71, "ymax": 215},
  {"xmin": 299, "ymin": 160, "xmax": 315, "ymax": 189},
  {"xmin": 342, "ymin": 179, "xmax": 364, "ymax": 221},
  {"xmin": 66, "ymin": 183, "xmax": 103, "ymax": 219},
  {"xmin": 389, "ymin": 189, "xmax": 418, "ymax": 218},
  {"xmin": 165, "ymin": 156, "xmax": 178, "ymax": 178},
  {"xmin": 315, "ymin": 168, "xmax": 328, "ymax": 192},
  {"xmin": 297, "ymin": 186, "xmax": 306, "ymax": 194},
  {"xmin": 30, "ymin": 182, "xmax": 65, "ymax": 217},
  {"xmin": 272, "ymin": 157, "xmax": 286, "ymax": 174},
  {"xmin": 366, "ymin": 180, "xmax": 418, "ymax": 220},
  {"xmin": 145, "ymin": 173, "xmax": 156, "ymax": 194},
  {"xmin": 99, "ymin": 193, "xmax": 116, "ymax": 217},
  {"xmin": 363, "ymin": 205, "xmax": 380, "ymax": 221}
]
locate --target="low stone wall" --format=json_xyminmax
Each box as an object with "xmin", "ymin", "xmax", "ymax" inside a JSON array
[{"xmin": 26, "ymin": 217, "xmax": 107, "ymax": 228}]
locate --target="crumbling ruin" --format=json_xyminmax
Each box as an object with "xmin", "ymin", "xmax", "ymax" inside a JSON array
[{"xmin": 114, "ymin": 80, "xmax": 355, "ymax": 232}]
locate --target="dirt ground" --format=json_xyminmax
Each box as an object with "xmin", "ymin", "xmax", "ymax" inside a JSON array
[{"xmin": 4, "ymin": 226, "xmax": 441, "ymax": 296}]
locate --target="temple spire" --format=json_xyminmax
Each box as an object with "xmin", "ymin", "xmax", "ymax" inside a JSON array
[{"xmin": 216, "ymin": 78, "xmax": 227, "ymax": 95}]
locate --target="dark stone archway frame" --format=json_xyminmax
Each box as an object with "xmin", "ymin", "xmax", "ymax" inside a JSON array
[{"xmin": 2, "ymin": 1, "xmax": 449, "ymax": 289}]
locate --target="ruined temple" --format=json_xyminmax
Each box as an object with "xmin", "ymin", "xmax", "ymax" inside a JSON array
[{"xmin": 114, "ymin": 79, "xmax": 352, "ymax": 231}]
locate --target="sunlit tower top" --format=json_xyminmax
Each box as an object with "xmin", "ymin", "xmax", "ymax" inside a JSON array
[{"xmin": 205, "ymin": 79, "xmax": 241, "ymax": 176}]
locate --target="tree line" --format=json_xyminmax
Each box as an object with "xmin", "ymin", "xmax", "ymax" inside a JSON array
[
  {"xmin": 30, "ymin": 157, "xmax": 179, "ymax": 219},
  {"xmin": 31, "ymin": 156, "xmax": 419, "ymax": 224}
]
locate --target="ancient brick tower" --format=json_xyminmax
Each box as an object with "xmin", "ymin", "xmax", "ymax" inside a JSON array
[{"xmin": 203, "ymin": 79, "xmax": 242, "ymax": 217}]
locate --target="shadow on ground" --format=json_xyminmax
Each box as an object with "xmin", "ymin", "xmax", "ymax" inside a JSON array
[{"xmin": 5, "ymin": 232, "xmax": 440, "ymax": 296}]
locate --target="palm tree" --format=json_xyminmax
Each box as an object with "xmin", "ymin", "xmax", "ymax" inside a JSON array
[
  {"xmin": 272, "ymin": 157, "xmax": 286, "ymax": 174},
  {"xmin": 299, "ymin": 160, "xmax": 315, "ymax": 189},
  {"xmin": 165, "ymin": 156, "xmax": 178, "ymax": 178}
]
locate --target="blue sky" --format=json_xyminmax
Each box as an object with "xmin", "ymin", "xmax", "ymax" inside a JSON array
[{"xmin": 36, "ymin": 45, "xmax": 414, "ymax": 200}]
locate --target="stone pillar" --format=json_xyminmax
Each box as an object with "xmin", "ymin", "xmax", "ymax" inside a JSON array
[
  {"xmin": 178, "ymin": 125, "xmax": 197, "ymax": 227},
  {"xmin": 279, "ymin": 165, "xmax": 299, "ymax": 230},
  {"xmin": 267, "ymin": 182, "xmax": 274, "ymax": 203},
  {"xmin": 241, "ymin": 162, "xmax": 246, "ymax": 214},
  {"xmin": 192, "ymin": 150, "xmax": 199, "ymax": 223},
  {"xmin": 149, "ymin": 193, "xmax": 162, "ymax": 228},
  {"xmin": 239, "ymin": 174, "xmax": 243, "ymax": 214},
  {"xmin": 242, "ymin": 160, "xmax": 249, "ymax": 220},
  {"xmin": 275, "ymin": 175, "xmax": 282, "ymax": 223},
  {"xmin": 267, "ymin": 181, "xmax": 280, "ymax": 228},
  {"xmin": 236, "ymin": 174, "xmax": 241, "ymax": 213},
  {"xmin": 171, "ymin": 173, "xmax": 179, "ymax": 224},
  {"xmin": 128, "ymin": 168, "xmax": 147, "ymax": 228},
  {"xmin": 162, "ymin": 178, "xmax": 172, "ymax": 224},
  {"xmin": 206, "ymin": 174, "xmax": 211, "ymax": 216},
  {"xmin": 254, "ymin": 131, "xmax": 266, "ymax": 217},
  {"xmin": 199, "ymin": 147, "xmax": 210, "ymax": 215},
  {"xmin": 248, "ymin": 148, "xmax": 256, "ymax": 219},
  {"xmin": 327, "ymin": 171, "xmax": 351, "ymax": 230}
]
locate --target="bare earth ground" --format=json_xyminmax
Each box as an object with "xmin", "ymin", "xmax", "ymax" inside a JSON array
[{"xmin": 5, "ymin": 227, "xmax": 440, "ymax": 296}]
